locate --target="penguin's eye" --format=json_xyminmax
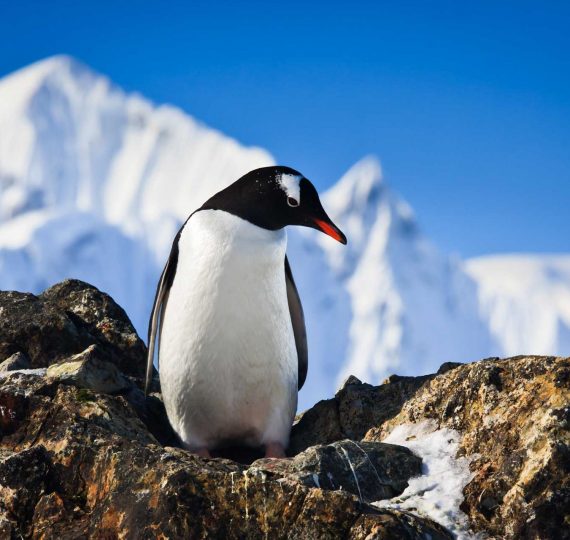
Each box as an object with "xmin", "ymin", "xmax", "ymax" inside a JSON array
[{"xmin": 287, "ymin": 197, "xmax": 299, "ymax": 207}]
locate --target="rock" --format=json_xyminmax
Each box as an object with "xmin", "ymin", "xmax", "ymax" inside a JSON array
[
  {"xmin": 290, "ymin": 373, "xmax": 433, "ymax": 453},
  {"xmin": 0, "ymin": 373, "xmax": 451, "ymax": 539},
  {"xmin": 253, "ymin": 439, "xmax": 422, "ymax": 502},
  {"xmin": 289, "ymin": 398, "xmax": 342, "ymax": 455},
  {"xmin": 340, "ymin": 374, "xmax": 364, "ymax": 387},
  {"xmin": 40, "ymin": 280, "xmax": 147, "ymax": 377},
  {"xmin": 366, "ymin": 356, "xmax": 570, "ymax": 539},
  {"xmin": 0, "ymin": 280, "xmax": 146, "ymax": 378},
  {"xmin": 291, "ymin": 356, "xmax": 570, "ymax": 539},
  {"xmin": 0, "ymin": 352, "xmax": 30, "ymax": 372},
  {"xmin": 0, "ymin": 280, "xmax": 567, "ymax": 538},
  {"xmin": 0, "ymin": 291, "xmax": 82, "ymax": 368},
  {"xmin": 46, "ymin": 345, "xmax": 131, "ymax": 394},
  {"xmin": 122, "ymin": 387, "xmax": 179, "ymax": 447},
  {"xmin": 436, "ymin": 361, "xmax": 463, "ymax": 375},
  {"xmin": 0, "ymin": 446, "xmax": 54, "ymax": 533},
  {"xmin": 0, "ymin": 280, "xmax": 451, "ymax": 539}
]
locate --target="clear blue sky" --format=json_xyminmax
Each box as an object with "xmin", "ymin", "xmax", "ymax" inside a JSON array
[{"xmin": 1, "ymin": 1, "xmax": 569, "ymax": 257}]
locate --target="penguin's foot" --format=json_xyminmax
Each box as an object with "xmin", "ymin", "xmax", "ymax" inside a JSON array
[{"xmin": 264, "ymin": 441, "xmax": 287, "ymax": 459}]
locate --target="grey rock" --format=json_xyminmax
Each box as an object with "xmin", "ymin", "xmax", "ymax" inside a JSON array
[
  {"xmin": 339, "ymin": 374, "xmax": 364, "ymax": 389},
  {"xmin": 253, "ymin": 439, "xmax": 422, "ymax": 502},
  {"xmin": 0, "ymin": 280, "xmax": 148, "ymax": 378},
  {"xmin": 0, "ymin": 352, "xmax": 30, "ymax": 372},
  {"xmin": 46, "ymin": 344, "xmax": 131, "ymax": 394},
  {"xmin": 290, "ymin": 372, "xmax": 433, "ymax": 453},
  {"xmin": 289, "ymin": 398, "xmax": 342, "ymax": 455},
  {"xmin": 437, "ymin": 361, "xmax": 463, "ymax": 375}
]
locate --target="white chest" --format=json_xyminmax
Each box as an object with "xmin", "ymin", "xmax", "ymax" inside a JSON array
[{"xmin": 159, "ymin": 210, "xmax": 298, "ymax": 448}]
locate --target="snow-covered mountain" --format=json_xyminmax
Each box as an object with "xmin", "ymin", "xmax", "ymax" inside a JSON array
[
  {"xmin": 0, "ymin": 55, "xmax": 272, "ymax": 344},
  {"xmin": 288, "ymin": 158, "xmax": 494, "ymax": 405},
  {"xmin": 0, "ymin": 56, "xmax": 272, "ymax": 224},
  {"xmin": 323, "ymin": 159, "xmax": 493, "ymax": 382},
  {"xmin": 0, "ymin": 56, "xmax": 567, "ymax": 409},
  {"xmin": 466, "ymin": 255, "xmax": 570, "ymax": 357}
]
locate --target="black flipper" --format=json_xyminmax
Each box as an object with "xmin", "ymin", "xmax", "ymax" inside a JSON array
[
  {"xmin": 144, "ymin": 227, "xmax": 182, "ymax": 395},
  {"xmin": 285, "ymin": 255, "xmax": 308, "ymax": 390}
]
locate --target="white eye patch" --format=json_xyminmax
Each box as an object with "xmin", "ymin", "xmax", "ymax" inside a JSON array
[{"xmin": 279, "ymin": 173, "xmax": 301, "ymax": 205}]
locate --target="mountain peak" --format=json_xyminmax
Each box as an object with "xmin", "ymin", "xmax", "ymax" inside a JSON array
[
  {"xmin": 343, "ymin": 154, "xmax": 383, "ymax": 186},
  {"xmin": 11, "ymin": 55, "xmax": 95, "ymax": 80},
  {"xmin": 0, "ymin": 55, "xmax": 107, "ymax": 113},
  {"xmin": 324, "ymin": 155, "xmax": 383, "ymax": 216}
]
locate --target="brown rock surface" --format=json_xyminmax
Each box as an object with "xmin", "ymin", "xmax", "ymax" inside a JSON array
[
  {"xmin": 0, "ymin": 280, "xmax": 568, "ymax": 539},
  {"xmin": 0, "ymin": 373, "xmax": 450, "ymax": 539},
  {"xmin": 366, "ymin": 355, "xmax": 570, "ymax": 539},
  {"xmin": 0, "ymin": 281, "xmax": 451, "ymax": 539},
  {"xmin": 0, "ymin": 279, "xmax": 147, "ymax": 378}
]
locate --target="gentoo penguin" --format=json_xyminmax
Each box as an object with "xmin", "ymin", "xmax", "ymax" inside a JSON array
[{"xmin": 145, "ymin": 166, "xmax": 346, "ymax": 458}]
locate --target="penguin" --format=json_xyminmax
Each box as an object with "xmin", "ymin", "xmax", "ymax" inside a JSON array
[{"xmin": 145, "ymin": 166, "xmax": 346, "ymax": 458}]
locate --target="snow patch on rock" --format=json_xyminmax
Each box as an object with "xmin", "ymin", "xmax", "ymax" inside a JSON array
[{"xmin": 375, "ymin": 420, "xmax": 481, "ymax": 539}]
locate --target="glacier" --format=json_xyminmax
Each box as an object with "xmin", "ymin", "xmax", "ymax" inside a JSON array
[{"xmin": 0, "ymin": 56, "xmax": 568, "ymax": 409}]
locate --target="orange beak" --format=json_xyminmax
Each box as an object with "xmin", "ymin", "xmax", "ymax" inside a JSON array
[{"xmin": 313, "ymin": 218, "xmax": 347, "ymax": 244}]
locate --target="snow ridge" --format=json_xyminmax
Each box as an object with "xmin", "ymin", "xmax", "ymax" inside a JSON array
[
  {"xmin": 466, "ymin": 254, "xmax": 570, "ymax": 357},
  {"xmin": 0, "ymin": 56, "xmax": 273, "ymax": 341},
  {"xmin": 302, "ymin": 157, "xmax": 493, "ymax": 395}
]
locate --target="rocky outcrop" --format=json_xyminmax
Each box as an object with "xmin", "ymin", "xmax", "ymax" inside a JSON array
[
  {"xmin": 0, "ymin": 280, "xmax": 568, "ymax": 539},
  {"xmin": 368, "ymin": 356, "xmax": 570, "ymax": 539},
  {"xmin": 0, "ymin": 378, "xmax": 450, "ymax": 539},
  {"xmin": 289, "ymin": 373, "xmax": 434, "ymax": 454},
  {"xmin": 0, "ymin": 280, "xmax": 146, "ymax": 377},
  {"xmin": 253, "ymin": 439, "xmax": 422, "ymax": 502}
]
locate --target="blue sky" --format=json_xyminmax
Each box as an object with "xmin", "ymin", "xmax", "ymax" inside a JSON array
[{"xmin": 1, "ymin": 1, "xmax": 569, "ymax": 257}]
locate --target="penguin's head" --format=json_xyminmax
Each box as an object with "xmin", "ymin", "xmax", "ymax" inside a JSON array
[{"xmin": 202, "ymin": 166, "xmax": 347, "ymax": 244}]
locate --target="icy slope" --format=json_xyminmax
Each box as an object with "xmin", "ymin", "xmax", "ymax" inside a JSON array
[
  {"xmin": 0, "ymin": 210, "xmax": 156, "ymax": 325},
  {"xmin": 292, "ymin": 157, "xmax": 497, "ymax": 406},
  {"xmin": 466, "ymin": 254, "xmax": 570, "ymax": 356}
]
